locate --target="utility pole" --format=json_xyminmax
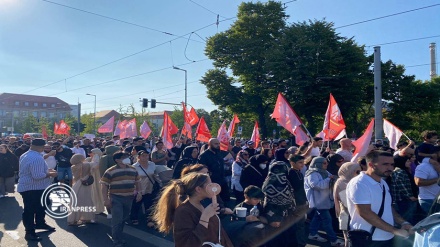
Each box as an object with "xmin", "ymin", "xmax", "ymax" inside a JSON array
[{"xmin": 374, "ymin": 46, "xmax": 383, "ymax": 141}]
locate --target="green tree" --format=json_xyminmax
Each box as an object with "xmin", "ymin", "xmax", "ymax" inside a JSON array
[{"xmin": 202, "ymin": 2, "xmax": 368, "ymax": 137}]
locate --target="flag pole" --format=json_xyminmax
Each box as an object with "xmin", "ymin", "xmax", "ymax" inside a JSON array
[{"xmin": 402, "ymin": 132, "xmax": 411, "ymax": 141}]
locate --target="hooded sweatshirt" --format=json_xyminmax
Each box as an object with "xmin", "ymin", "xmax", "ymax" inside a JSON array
[{"xmin": 99, "ymin": 145, "xmax": 121, "ymax": 176}]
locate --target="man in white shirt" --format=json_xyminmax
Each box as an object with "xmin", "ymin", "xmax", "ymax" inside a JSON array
[
  {"xmin": 336, "ymin": 138, "xmax": 353, "ymax": 162},
  {"xmin": 346, "ymin": 151, "xmax": 412, "ymax": 246},
  {"xmin": 41, "ymin": 145, "xmax": 57, "ymax": 170},
  {"xmin": 414, "ymin": 152, "xmax": 440, "ymax": 214},
  {"xmin": 70, "ymin": 141, "xmax": 86, "ymax": 157}
]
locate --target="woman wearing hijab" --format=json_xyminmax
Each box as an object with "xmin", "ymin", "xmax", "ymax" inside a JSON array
[
  {"xmin": 240, "ymin": 154, "xmax": 269, "ymax": 189},
  {"xmin": 0, "ymin": 144, "xmax": 19, "ymax": 198},
  {"xmin": 262, "ymin": 159, "xmax": 297, "ymax": 247},
  {"xmin": 333, "ymin": 162, "xmax": 361, "ymax": 247},
  {"xmin": 271, "ymin": 148, "xmax": 289, "ymax": 167},
  {"xmin": 68, "ymin": 154, "xmax": 97, "ymax": 225},
  {"xmin": 87, "ymin": 148, "xmax": 105, "ymax": 215},
  {"xmin": 231, "ymin": 150, "xmax": 250, "ymax": 204},
  {"xmin": 172, "ymin": 146, "xmax": 198, "ymax": 179},
  {"xmin": 327, "ymin": 154, "xmax": 345, "ymax": 177},
  {"xmin": 304, "ymin": 157, "xmax": 344, "ymax": 246}
]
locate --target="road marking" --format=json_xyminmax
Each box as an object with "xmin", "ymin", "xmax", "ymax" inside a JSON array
[{"xmin": 5, "ymin": 231, "xmax": 20, "ymax": 240}]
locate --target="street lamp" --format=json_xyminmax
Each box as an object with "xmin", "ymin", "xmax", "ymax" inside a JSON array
[
  {"xmin": 173, "ymin": 66, "xmax": 187, "ymax": 106},
  {"xmin": 86, "ymin": 93, "xmax": 96, "ymax": 135}
]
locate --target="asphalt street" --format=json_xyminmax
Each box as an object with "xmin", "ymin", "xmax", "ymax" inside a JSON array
[{"xmin": 0, "ymin": 189, "xmax": 174, "ymax": 247}]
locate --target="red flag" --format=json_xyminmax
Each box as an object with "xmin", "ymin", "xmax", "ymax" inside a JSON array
[
  {"xmin": 316, "ymin": 130, "xmax": 331, "ymax": 142},
  {"xmin": 140, "ymin": 121, "xmax": 152, "ymax": 139},
  {"xmin": 181, "ymin": 122, "xmax": 193, "ymax": 139},
  {"xmin": 57, "ymin": 120, "xmax": 70, "ymax": 135},
  {"xmin": 161, "ymin": 113, "xmax": 175, "ymax": 149},
  {"xmin": 196, "ymin": 116, "xmax": 211, "ymax": 142},
  {"xmin": 42, "ymin": 125, "xmax": 48, "ymax": 139},
  {"xmin": 227, "ymin": 114, "xmax": 240, "ymax": 137},
  {"xmin": 54, "ymin": 122, "xmax": 60, "ymax": 134},
  {"xmin": 113, "ymin": 120, "xmax": 121, "ymax": 136},
  {"xmin": 271, "ymin": 93, "xmax": 303, "ymax": 135},
  {"xmin": 294, "ymin": 126, "xmax": 309, "ymax": 146},
  {"xmin": 323, "ymin": 94, "xmax": 346, "ymax": 140},
  {"xmin": 182, "ymin": 103, "xmax": 200, "ymax": 127},
  {"xmin": 98, "ymin": 116, "xmax": 115, "ymax": 133},
  {"xmin": 217, "ymin": 120, "xmax": 230, "ymax": 151},
  {"xmin": 124, "ymin": 118, "xmax": 137, "ymax": 138},
  {"xmin": 117, "ymin": 120, "xmax": 128, "ymax": 138},
  {"xmin": 352, "ymin": 119, "xmax": 375, "ymax": 162},
  {"xmin": 383, "ymin": 119, "xmax": 403, "ymax": 150},
  {"xmin": 250, "ymin": 121, "xmax": 260, "ymax": 148}
]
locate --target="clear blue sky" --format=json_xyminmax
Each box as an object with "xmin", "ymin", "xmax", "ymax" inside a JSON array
[{"xmin": 1, "ymin": 0, "xmax": 439, "ymax": 116}]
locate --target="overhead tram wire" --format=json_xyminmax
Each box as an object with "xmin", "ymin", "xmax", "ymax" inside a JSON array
[
  {"xmin": 44, "ymin": 59, "xmax": 210, "ymax": 97},
  {"xmin": 188, "ymin": 0, "xmax": 228, "ymax": 19},
  {"xmin": 335, "ymin": 3, "xmax": 440, "ymax": 29},
  {"xmin": 40, "ymin": 0, "xmax": 203, "ymax": 44},
  {"xmin": 18, "ymin": 10, "xmax": 235, "ymax": 97},
  {"xmin": 367, "ymin": 35, "xmax": 440, "ymax": 47}
]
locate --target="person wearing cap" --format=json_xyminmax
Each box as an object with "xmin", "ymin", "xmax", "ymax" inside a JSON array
[
  {"xmin": 124, "ymin": 137, "xmax": 146, "ymax": 154},
  {"xmin": 80, "ymin": 138, "xmax": 95, "ymax": 157},
  {"xmin": 17, "ymin": 138, "xmax": 58, "ymax": 241},
  {"xmin": 244, "ymin": 141, "xmax": 256, "ymax": 157}
]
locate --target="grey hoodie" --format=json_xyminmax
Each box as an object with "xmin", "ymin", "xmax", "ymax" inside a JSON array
[{"xmin": 99, "ymin": 145, "xmax": 121, "ymax": 176}]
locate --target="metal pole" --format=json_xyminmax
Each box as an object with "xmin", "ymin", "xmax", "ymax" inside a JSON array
[
  {"xmin": 374, "ymin": 46, "xmax": 383, "ymax": 141},
  {"xmin": 93, "ymin": 95, "xmax": 96, "ymax": 135},
  {"xmin": 173, "ymin": 66, "xmax": 188, "ymax": 106},
  {"xmin": 77, "ymin": 103, "xmax": 81, "ymax": 135}
]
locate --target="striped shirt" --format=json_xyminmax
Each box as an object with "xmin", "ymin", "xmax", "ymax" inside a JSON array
[
  {"xmin": 100, "ymin": 165, "xmax": 140, "ymax": 196},
  {"xmin": 17, "ymin": 150, "xmax": 51, "ymax": 192}
]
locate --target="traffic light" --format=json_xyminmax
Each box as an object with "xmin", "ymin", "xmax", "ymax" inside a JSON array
[
  {"xmin": 142, "ymin": 98, "xmax": 148, "ymax": 108},
  {"xmin": 71, "ymin": 123, "xmax": 79, "ymax": 133},
  {"xmin": 151, "ymin": 99, "xmax": 156, "ymax": 108},
  {"xmin": 79, "ymin": 123, "xmax": 86, "ymax": 132}
]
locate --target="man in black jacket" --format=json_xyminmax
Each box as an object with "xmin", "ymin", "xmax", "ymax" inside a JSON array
[{"xmin": 198, "ymin": 138, "xmax": 230, "ymax": 202}]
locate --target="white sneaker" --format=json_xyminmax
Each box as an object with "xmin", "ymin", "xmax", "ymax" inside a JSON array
[
  {"xmin": 107, "ymin": 214, "xmax": 112, "ymax": 219},
  {"xmin": 331, "ymin": 239, "xmax": 345, "ymax": 246},
  {"xmin": 308, "ymin": 234, "xmax": 327, "ymax": 242}
]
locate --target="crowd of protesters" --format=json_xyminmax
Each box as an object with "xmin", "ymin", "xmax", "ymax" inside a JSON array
[{"xmin": 3, "ymin": 129, "xmax": 440, "ymax": 246}]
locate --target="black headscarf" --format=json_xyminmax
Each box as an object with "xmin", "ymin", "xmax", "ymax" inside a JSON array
[{"xmin": 274, "ymin": 148, "xmax": 288, "ymax": 163}]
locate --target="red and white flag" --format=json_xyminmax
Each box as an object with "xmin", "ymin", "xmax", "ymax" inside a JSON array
[
  {"xmin": 323, "ymin": 93, "xmax": 346, "ymax": 140},
  {"xmin": 98, "ymin": 116, "xmax": 115, "ymax": 133},
  {"xmin": 124, "ymin": 118, "xmax": 138, "ymax": 138},
  {"xmin": 316, "ymin": 130, "xmax": 331, "ymax": 142},
  {"xmin": 114, "ymin": 120, "xmax": 127, "ymax": 137},
  {"xmin": 42, "ymin": 125, "xmax": 48, "ymax": 139},
  {"xmin": 294, "ymin": 126, "xmax": 309, "ymax": 146},
  {"xmin": 181, "ymin": 122, "xmax": 193, "ymax": 139},
  {"xmin": 250, "ymin": 121, "xmax": 260, "ymax": 148},
  {"xmin": 196, "ymin": 117, "xmax": 211, "ymax": 143},
  {"xmin": 271, "ymin": 93, "xmax": 303, "ymax": 135},
  {"xmin": 227, "ymin": 114, "xmax": 240, "ymax": 137},
  {"xmin": 161, "ymin": 112, "xmax": 178, "ymax": 149},
  {"xmin": 351, "ymin": 118, "xmax": 375, "ymax": 162},
  {"xmin": 334, "ymin": 129, "xmax": 347, "ymax": 141},
  {"xmin": 140, "ymin": 121, "xmax": 152, "ymax": 139},
  {"xmin": 182, "ymin": 102, "xmax": 200, "ymax": 126},
  {"xmin": 57, "ymin": 120, "xmax": 70, "ymax": 135},
  {"xmin": 383, "ymin": 119, "xmax": 403, "ymax": 150},
  {"xmin": 54, "ymin": 122, "xmax": 60, "ymax": 134},
  {"xmin": 217, "ymin": 120, "xmax": 230, "ymax": 151}
]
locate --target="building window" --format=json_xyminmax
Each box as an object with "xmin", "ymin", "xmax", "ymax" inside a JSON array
[
  {"xmin": 15, "ymin": 101, "xmax": 19, "ymax": 106},
  {"xmin": 32, "ymin": 111, "xmax": 38, "ymax": 117},
  {"xmin": 49, "ymin": 113, "xmax": 54, "ymax": 118},
  {"xmin": 40, "ymin": 112, "xmax": 46, "ymax": 117},
  {"xmin": 0, "ymin": 110, "xmax": 3, "ymax": 116},
  {"xmin": 13, "ymin": 110, "xmax": 19, "ymax": 117},
  {"xmin": 34, "ymin": 102, "xmax": 38, "ymax": 107},
  {"xmin": 22, "ymin": 111, "xmax": 28, "ymax": 117},
  {"xmin": 43, "ymin": 103, "xmax": 47, "ymax": 107},
  {"xmin": 51, "ymin": 104, "xmax": 55, "ymax": 108},
  {"xmin": 25, "ymin": 102, "xmax": 29, "ymax": 106}
]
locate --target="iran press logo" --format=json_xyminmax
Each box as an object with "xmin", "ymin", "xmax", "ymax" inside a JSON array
[{"xmin": 41, "ymin": 183, "xmax": 96, "ymax": 219}]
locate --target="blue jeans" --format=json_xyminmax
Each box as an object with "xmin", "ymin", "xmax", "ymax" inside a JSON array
[
  {"xmin": 57, "ymin": 167, "xmax": 72, "ymax": 181},
  {"xmin": 111, "ymin": 195, "xmax": 133, "ymax": 244},
  {"xmin": 419, "ymin": 199, "xmax": 434, "ymax": 215},
  {"xmin": 309, "ymin": 209, "xmax": 337, "ymax": 242}
]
